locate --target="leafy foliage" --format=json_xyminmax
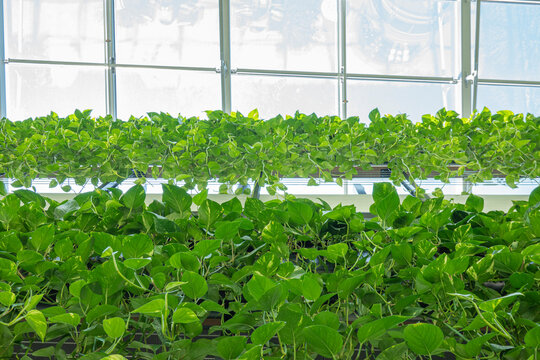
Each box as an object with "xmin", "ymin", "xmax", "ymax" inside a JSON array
[
  {"xmin": 0, "ymin": 183, "xmax": 538, "ymax": 359},
  {"xmin": 0, "ymin": 108, "xmax": 538, "ymax": 192}
]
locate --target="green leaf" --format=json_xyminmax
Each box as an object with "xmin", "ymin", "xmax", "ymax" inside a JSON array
[
  {"xmin": 120, "ymin": 185, "xmax": 145, "ymax": 211},
  {"xmin": 238, "ymin": 345, "xmax": 263, "ymax": 360},
  {"xmin": 465, "ymin": 333, "xmax": 496, "ymax": 357},
  {"xmin": 302, "ymin": 275, "xmax": 322, "ymax": 301},
  {"xmin": 465, "ymin": 194, "xmax": 484, "ymax": 212},
  {"xmin": 14, "ymin": 189, "xmax": 46, "ymax": 207},
  {"xmin": 49, "ymin": 313, "xmax": 80, "ymax": 327},
  {"xmin": 391, "ymin": 243, "xmax": 412, "ymax": 265},
  {"xmin": 251, "ymin": 321, "xmax": 285, "ymax": 345},
  {"xmin": 478, "ymin": 292, "xmax": 523, "ymax": 312},
  {"xmin": 131, "ymin": 299, "xmax": 165, "ymax": 317},
  {"xmin": 313, "ymin": 312, "xmax": 340, "ymax": 330},
  {"xmin": 200, "ymin": 300, "xmax": 228, "ymax": 314},
  {"xmin": 86, "ymin": 305, "xmax": 119, "ymax": 324},
  {"xmin": 403, "ymin": 323, "xmax": 444, "ymax": 355},
  {"xmin": 53, "ymin": 200, "xmax": 80, "ymax": 220},
  {"xmin": 181, "ymin": 271, "xmax": 208, "ymax": 299},
  {"xmin": 0, "ymin": 182, "xmax": 6, "ymax": 196},
  {"xmin": 369, "ymin": 108, "xmax": 381, "ymax": 122},
  {"xmin": 102, "ymin": 355, "xmax": 128, "ymax": 360},
  {"xmin": 26, "ymin": 310, "xmax": 47, "ymax": 342},
  {"xmin": 376, "ymin": 342, "xmax": 408, "ymax": 360},
  {"xmin": 193, "ymin": 239, "xmax": 221, "ymax": 258},
  {"xmin": 163, "ymin": 281, "xmax": 187, "ymax": 292},
  {"xmin": 162, "ymin": 184, "xmax": 192, "ymax": 214},
  {"xmin": 246, "ymin": 274, "xmax": 275, "ymax": 301},
  {"xmin": 258, "ymin": 283, "xmax": 284, "ymax": 311},
  {"xmin": 301, "ymin": 325, "xmax": 343, "ymax": 358},
  {"xmin": 193, "ymin": 189, "xmax": 208, "ymax": 206},
  {"xmin": 103, "ymin": 317, "xmax": 125, "ymax": 339},
  {"xmin": 372, "ymin": 183, "xmax": 399, "ymax": 224},
  {"xmin": 169, "ymin": 252, "xmax": 200, "ymax": 272},
  {"xmin": 29, "ymin": 225, "xmax": 55, "ymax": 252},
  {"xmin": 23, "ymin": 293, "xmax": 44, "ymax": 312},
  {"xmin": 172, "ymin": 308, "xmax": 198, "ymax": 324},
  {"xmin": 509, "ymin": 272, "xmax": 534, "ymax": 289},
  {"xmin": 529, "ymin": 185, "xmax": 540, "ymax": 207},
  {"xmin": 0, "ymin": 292, "xmax": 16, "ymax": 307},
  {"xmin": 123, "ymin": 258, "xmax": 151, "ymax": 270},
  {"xmin": 288, "ymin": 201, "xmax": 313, "ymax": 225},
  {"xmin": 358, "ymin": 316, "xmax": 410, "ymax": 343},
  {"xmin": 327, "ymin": 243, "xmax": 348, "ymax": 259},
  {"xmin": 217, "ymin": 336, "xmax": 247, "ymax": 360},
  {"xmin": 198, "ymin": 199, "xmax": 222, "ymax": 229},
  {"xmin": 524, "ymin": 326, "xmax": 540, "ymax": 347},
  {"xmin": 215, "ymin": 221, "xmax": 241, "ymax": 242},
  {"xmin": 122, "ymin": 234, "xmax": 153, "ymax": 259}
]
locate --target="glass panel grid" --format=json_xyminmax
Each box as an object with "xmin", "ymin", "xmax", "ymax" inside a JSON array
[
  {"xmin": 231, "ymin": 0, "xmax": 338, "ymax": 72},
  {"xmin": 5, "ymin": 63, "xmax": 106, "ymax": 120},
  {"xmin": 347, "ymin": 79, "xmax": 456, "ymax": 122},
  {"xmin": 347, "ymin": 0, "xmax": 457, "ymax": 77},
  {"xmin": 479, "ymin": 1, "xmax": 540, "ymax": 81},
  {"xmin": 232, "ymin": 74, "xmax": 339, "ymax": 118},
  {"xmin": 116, "ymin": 67, "xmax": 221, "ymax": 120},
  {"xmin": 4, "ymin": 0, "xmax": 104, "ymax": 62},
  {"xmin": 114, "ymin": 0, "xmax": 220, "ymax": 68}
]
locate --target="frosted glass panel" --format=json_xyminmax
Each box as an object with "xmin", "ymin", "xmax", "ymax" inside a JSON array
[
  {"xmin": 232, "ymin": 75, "xmax": 338, "ymax": 118},
  {"xmin": 347, "ymin": 80, "xmax": 455, "ymax": 122},
  {"xmin": 6, "ymin": 64, "xmax": 106, "ymax": 120},
  {"xmin": 479, "ymin": 3, "xmax": 540, "ymax": 81},
  {"xmin": 477, "ymin": 85, "xmax": 540, "ymax": 116},
  {"xmin": 4, "ymin": 0, "xmax": 104, "ymax": 62},
  {"xmin": 347, "ymin": 0, "xmax": 456, "ymax": 76},
  {"xmin": 115, "ymin": 0, "xmax": 220, "ymax": 67},
  {"xmin": 231, "ymin": 0, "xmax": 337, "ymax": 71},
  {"xmin": 116, "ymin": 69, "xmax": 221, "ymax": 120}
]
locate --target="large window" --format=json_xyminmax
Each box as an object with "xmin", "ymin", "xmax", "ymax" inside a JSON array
[{"xmin": 0, "ymin": 0, "xmax": 539, "ymax": 121}]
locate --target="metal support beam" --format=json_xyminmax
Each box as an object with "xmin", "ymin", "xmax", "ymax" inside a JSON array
[
  {"xmin": 478, "ymin": 78, "xmax": 540, "ymax": 87},
  {"xmin": 460, "ymin": 0, "xmax": 473, "ymax": 118},
  {"xmin": 0, "ymin": 1, "xmax": 7, "ymax": 119},
  {"xmin": 338, "ymin": 0, "xmax": 347, "ymax": 119},
  {"xmin": 104, "ymin": 0, "xmax": 117, "ymax": 120},
  {"xmin": 472, "ymin": 0, "xmax": 481, "ymax": 112},
  {"xmin": 219, "ymin": 0, "xmax": 231, "ymax": 113},
  {"xmin": 482, "ymin": 0, "xmax": 538, "ymax": 4}
]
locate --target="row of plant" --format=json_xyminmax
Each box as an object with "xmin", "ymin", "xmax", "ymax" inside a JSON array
[
  {"xmin": 0, "ymin": 183, "xmax": 538, "ymax": 359},
  {"xmin": 0, "ymin": 108, "xmax": 538, "ymax": 194}
]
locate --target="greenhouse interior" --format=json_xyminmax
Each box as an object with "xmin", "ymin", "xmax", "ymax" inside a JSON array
[{"xmin": 0, "ymin": 0, "xmax": 539, "ymax": 359}]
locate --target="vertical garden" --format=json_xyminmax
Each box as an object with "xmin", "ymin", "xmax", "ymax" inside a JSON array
[{"xmin": 0, "ymin": 109, "xmax": 539, "ymax": 359}]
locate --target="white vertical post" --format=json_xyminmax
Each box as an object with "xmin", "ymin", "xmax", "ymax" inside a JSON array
[
  {"xmin": 219, "ymin": 0, "xmax": 231, "ymax": 113},
  {"xmin": 0, "ymin": 0, "xmax": 7, "ymax": 119},
  {"xmin": 460, "ymin": 0, "xmax": 472, "ymax": 118},
  {"xmin": 104, "ymin": 0, "xmax": 117, "ymax": 120},
  {"xmin": 472, "ymin": 0, "xmax": 481, "ymax": 112},
  {"xmin": 338, "ymin": 0, "xmax": 347, "ymax": 119}
]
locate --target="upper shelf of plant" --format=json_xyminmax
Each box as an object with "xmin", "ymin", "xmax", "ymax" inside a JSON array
[{"xmin": 0, "ymin": 108, "xmax": 538, "ymax": 193}]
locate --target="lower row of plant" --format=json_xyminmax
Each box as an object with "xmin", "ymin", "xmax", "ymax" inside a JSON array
[{"xmin": 0, "ymin": 183, "xmax": 539, "ymax": 359}]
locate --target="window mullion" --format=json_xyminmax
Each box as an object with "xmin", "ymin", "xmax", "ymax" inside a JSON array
[
  {"xmin": 472, "ymin": 0, "xmax": 482, "ymax": 112},
  {"xmin": 219, "ymin": 0, "xmax": 231, "ymax": 114},
  {"xmin": 0, "ymin": 1, "xmax": 7, "ymax": 119},
  {"xmin": 460, "ymin": 0, "xmax": 473, "ymax": 118},
  {"xmin": 338, "ymin": 0, "xmax": 347, "ymax": 119},
  {"xmin": 104, "ymin": 0, "xmax": 117, "ymax": 120}
]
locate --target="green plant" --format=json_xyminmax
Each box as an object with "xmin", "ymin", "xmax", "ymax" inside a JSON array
[
  {"xmin": 0, "ymin": 183, "xmax": 538, "ymax": 359},
  {"xmin": 0, "ymin": 108, "xmax": 538, "ymax": 195}
]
